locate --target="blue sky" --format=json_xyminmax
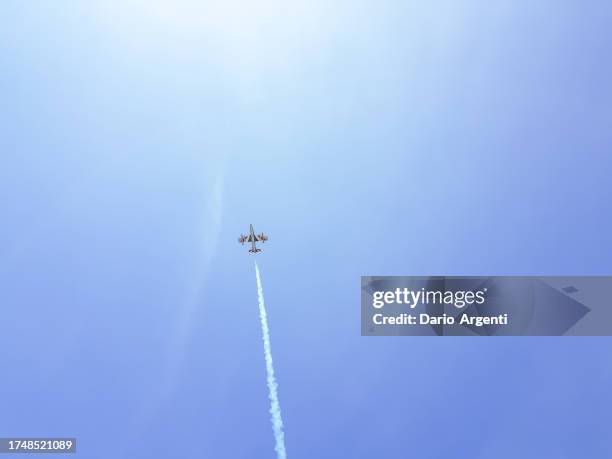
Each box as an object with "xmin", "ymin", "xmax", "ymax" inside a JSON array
[{"xmin": 1, "ymin": 1, "xmax": 611, "ymax": 458}]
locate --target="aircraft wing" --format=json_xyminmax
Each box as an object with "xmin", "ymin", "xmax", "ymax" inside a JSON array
[{"xmin": 247, "ymin": 234, "xmax": 260, "ymax": 242}]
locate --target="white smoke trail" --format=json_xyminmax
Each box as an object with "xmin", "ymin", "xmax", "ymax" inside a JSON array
[{"xmin": 255, "ymin": 262, "xmax": 287, "ymax": 459}]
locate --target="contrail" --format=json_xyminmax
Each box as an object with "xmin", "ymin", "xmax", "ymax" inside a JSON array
[{"xmin": 255, "ymin": 262, "xmax": 287, "ymax": 459}]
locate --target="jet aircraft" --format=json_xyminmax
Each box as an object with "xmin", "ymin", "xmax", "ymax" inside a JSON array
[{"xmin": 238, "ymin": 224, "xmax": 268, "ymax": 253}]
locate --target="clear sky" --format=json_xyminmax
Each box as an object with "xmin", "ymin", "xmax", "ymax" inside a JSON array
[{"xmin": 1, "ymin": 1, "xmax": 611, "ymax": 458}]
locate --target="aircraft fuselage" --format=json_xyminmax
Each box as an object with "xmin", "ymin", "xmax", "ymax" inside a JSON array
[{"xmin": 249, "ymin": 224, "xmax": 261, "ymax": 253}]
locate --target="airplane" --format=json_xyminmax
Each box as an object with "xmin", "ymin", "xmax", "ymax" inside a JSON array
[{"xmin": 238, "ymin": 224, "xmax": 268, "ymax": 253}]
